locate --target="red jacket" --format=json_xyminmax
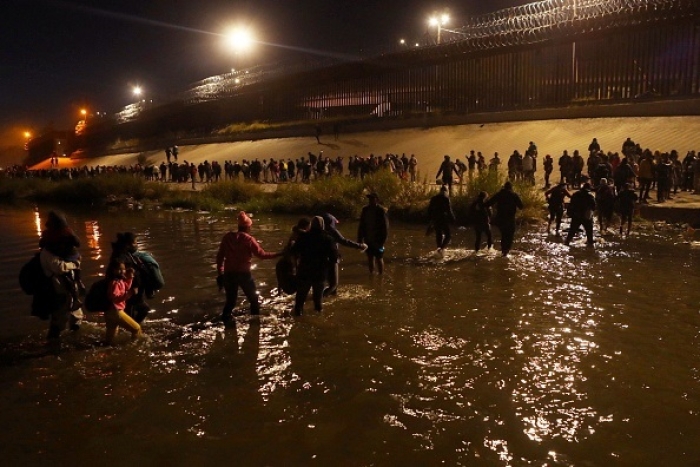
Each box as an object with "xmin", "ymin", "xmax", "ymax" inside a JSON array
[{"xmin": 216, "ymin": 231, "xmax": 276, "ymax": 274}]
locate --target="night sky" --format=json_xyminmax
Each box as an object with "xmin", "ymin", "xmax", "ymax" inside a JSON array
[{"xmin": 3, "ymin": 0, "xmax": 529, "ymax": 134}]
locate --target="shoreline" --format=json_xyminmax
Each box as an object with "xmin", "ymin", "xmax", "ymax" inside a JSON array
[
  {"xmin": 4, "ymin": 171, "xmax": 700, "ymax": 233},
  {"xmin": 15, "ymin": 114, "xmax": 700, "ymax": 225}
]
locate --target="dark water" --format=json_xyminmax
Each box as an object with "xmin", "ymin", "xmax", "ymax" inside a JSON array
[{"xmin": 0, "ymin": 205, "xmax": 699, "ymax": 466}]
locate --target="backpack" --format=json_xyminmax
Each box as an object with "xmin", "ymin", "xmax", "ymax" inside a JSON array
[
  {"xmin": 19, "ymin": 253, "xmax": 45, "ymax": 295},
  {"xmin": 132, "ymin": 251, "xmax": 165, "ymax": 298},
  {"xmin": 85, "ymin": 278, "xmax": 112, "ymax": 312},
  {"xmin": 19, "ymin": 251, "xmax": 64, "ymax": 319}
]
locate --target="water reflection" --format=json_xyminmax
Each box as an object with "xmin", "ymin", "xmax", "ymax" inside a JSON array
[
  {"xmin": 84, "ymin": 220, "xmax": 102, "ymax": 261},
  {"xmin": 2, "ymin": 206, "xmax": 700, "ymax": 465},
  {"xmin": 33, "ymin": 208, "xmax": 42, "ymax": 238}
]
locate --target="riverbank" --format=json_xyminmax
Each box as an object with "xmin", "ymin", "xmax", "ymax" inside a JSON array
[
  {"xmin": 0, "ymin": 171, "xmax": 543, "ymax": 225},
  {"xmin": 28, "ymin": 115, "xmax": 700, "ymax": 224}
]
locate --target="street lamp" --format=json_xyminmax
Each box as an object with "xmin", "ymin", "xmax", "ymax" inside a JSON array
[
  {"xmin": 133, "ymin": 86, "xmax": 143, "ymax": 98},
  {"xmin": 429, "ymin": 13, "xmax": 449, "ymax": 45},
  {"xmin": 224, "ymin": 26, "xmax": 255, "ymax": 54},
  {"xmin": 23, "ymin": 131, "xmax": 31, "ymax": 151}
]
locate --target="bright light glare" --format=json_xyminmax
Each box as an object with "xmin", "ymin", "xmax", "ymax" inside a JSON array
[
  {"xmin": 80, "ymin": 109, "xmax": 87, "ymax": 116},
  {"xmin": 429, "ymin": 14, "xmax": 449, "ymax": 26},
  {"xmin": 133, "ymin": 86, "xmax": 142, "ymax": 96},
  {"xmin": 24, "ymin": 131, "xmax": 31, "ymax": 138},
  {"xmin": 224, "ymin": 26, "xmax": 254, "ymax": 53}
]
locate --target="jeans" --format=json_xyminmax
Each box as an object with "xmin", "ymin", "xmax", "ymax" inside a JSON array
[
  {"xmin": 222, "ymin": 271, "xmax": 259, "ymax": 318},
  {"xmin": 294, "ymin": 279, "xmax": 325, "ymax": 315}
]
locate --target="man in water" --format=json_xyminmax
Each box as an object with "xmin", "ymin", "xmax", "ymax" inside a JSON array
[
  {"xmin": 435, "ymin": 155, "xmax": 459, "ymax": 195},
  {"xmin": 485, "ymin": 181, "xmax": 523, "ymax": 256},
  {"xmin": 216, "ymin": 211, "xmax": 282, "ymax": 326},
  {"xmin": 358, "ymin": 193, "xmax": 389, "ymax": 274},
  {"xmin": 469, "ymin": 191, "xmax": 492, "ymax": 252},
  {"xmin": 545, "ymin": 182, "xmax": 571, "ymax": 235},
  {"xmin": 290, "ymin": 216, "xmax": 337, "ymax": 315},
  {"xmin": 616, "ymin": 183, "xmax": 638, "ymax": 237},
  {"xmin": 564, "ymin": 183, "xmax": 596, "ymax": 247},
  {"xmin": 427, "ymin": 185, "xmax": 456, "ymax": 252},
  {"xmin": 321, "ymin": 212, "xmax": 366, "ymax": 296}
]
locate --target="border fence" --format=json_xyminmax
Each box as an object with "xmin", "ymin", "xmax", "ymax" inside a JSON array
[{"xmin": 95, "ymin": 0, "xmax": 699, "ymax": 146}]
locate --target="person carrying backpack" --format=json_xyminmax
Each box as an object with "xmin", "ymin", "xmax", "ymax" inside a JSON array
[
  {"xmin": 37, "ymin": 211, "xmax": 84, "ymax": 340},
  {"xmin": 110, "ymin": 232, "xmax": 153, "ymax": 323}
]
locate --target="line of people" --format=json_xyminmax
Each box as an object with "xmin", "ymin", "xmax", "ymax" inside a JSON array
[
  {"xmin": 215, "ymin": 193, "xmax": 389, "ymax": 321},
  {"xmin": 427, "ymin": 181, "xmax": 524, "ymax": 257}
]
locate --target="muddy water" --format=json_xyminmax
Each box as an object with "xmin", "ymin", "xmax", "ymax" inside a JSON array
[{"xmin": 0, "ymin": 205, "xmax": 699, "ymax": 466}]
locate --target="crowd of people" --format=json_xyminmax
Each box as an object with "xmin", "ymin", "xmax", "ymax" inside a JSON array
[
  {"xmin": 20, "ymin": 136, "xmax": 700, "ymax": 344},
  {"xmin": 216, "ymin": 192, "xmax": 389, "ymax": 321},
  {"xmin": 6, "ymin": 136, "xmax": 700, "ymax": 204},
  {"xmin": 29, "ymin": 191, "xmax": 391, "ymax": 342},
  {"xmin": 2, "ymin": 150, "xmax": 421, "ymax": 186}
]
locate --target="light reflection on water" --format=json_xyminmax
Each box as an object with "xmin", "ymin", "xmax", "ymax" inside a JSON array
[{"xmin": 0, "ymin": 205, "xmax": 699, "ymax": 465}]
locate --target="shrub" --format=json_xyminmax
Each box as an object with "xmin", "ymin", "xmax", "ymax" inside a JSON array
[
  {"xmin": 160, "ymin": 191, "xmax": 224, "ymax": 211},
  {"xmin": 201, "ymin": 180, "xmax": 262, "ymax": 204},
  {"xmin": 0, "ymin": 177, "xmax": 50, "ymax": 201},
  {"xmin": 30, "ymin": 174, "xmax": 147, "ymax": 204}
]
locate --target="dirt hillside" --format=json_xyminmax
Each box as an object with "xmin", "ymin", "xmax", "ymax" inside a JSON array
[{"xmin": 33, "ymin": 116, "xmax": 700, "ymax": 178}]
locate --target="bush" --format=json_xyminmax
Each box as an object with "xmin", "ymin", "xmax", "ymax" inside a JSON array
[
  {"xmin": 160, "ymin": 191, "xmax": 224, "ymax": 211},
  {"xmin": 242, "ymin": 170, "xmax": 405, "ymax": 218},
  {"xmin": 0, "ymin": 177, "xmax": 50, "ymax": 201},
  {"xmin": 201, "ymin": 180, "xmax": 262, "ymax": 204},
  {"xmin": 29, "ymin": 174, "xmax": 147, "ymax": 204},
  {"xmin": 143, "ymin": 181, "xmax": 173, "ymax": 200}
]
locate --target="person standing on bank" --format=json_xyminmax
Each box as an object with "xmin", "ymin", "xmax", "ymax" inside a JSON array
[
  {"xmin": 427, "ymin": 185, "xmax": 456, "ymax": 252},
  {"xmin": 290, "ymin": 216, "xmax": 337, "ymax": 315},
  {"xmin": 485, "ymin": 181, "xmax": 523, "ymax": 256},
  {"xmin": 564, "ymin": 182, "xmax": 597, "ymax": 247},
  {"xmin": 358, "ymin": 192, "xmax": 389, "ymax": 274},
  {"xmin": 321, "ymin": 212, "xmax": 366, "ymax": 297},
  {"xmin": 216, "ymin": 211, "xmax": 282, "ymax": 326}
]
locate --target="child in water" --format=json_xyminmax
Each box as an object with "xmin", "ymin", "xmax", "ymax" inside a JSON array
[
  {"xmin": 39, "ymin": 211, "xmax": 86, "ymax": 310},
  {"xmin": 105, "ymin": 259, "xmax": 144, "ymax": 344}
]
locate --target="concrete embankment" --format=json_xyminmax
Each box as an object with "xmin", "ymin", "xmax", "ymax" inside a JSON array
[{"xmin": 32, "ymin": 115, "xmax": 700, "ymax": 225}]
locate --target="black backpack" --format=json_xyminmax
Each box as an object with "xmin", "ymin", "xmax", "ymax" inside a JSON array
[
  {"xmin": 19, "ymin": 251, "xmax": 64, "ymax": 320},
  {"xmin": 19, "ymin": 253, "xmax": 45, "ymax": 295},
  {"xmin": 85, "ymin": 278, "xmax": 112, "ymax": 312}
]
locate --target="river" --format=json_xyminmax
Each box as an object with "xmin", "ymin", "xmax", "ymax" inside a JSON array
[{"xmin": 0, "ymin": 205, "xmax": 698, "ymax": 466}]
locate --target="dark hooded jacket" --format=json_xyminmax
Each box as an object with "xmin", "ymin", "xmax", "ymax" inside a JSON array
[
  {"xmin": 322, "ymin": 213, "xmax": 364, "ymax": 263},
  {"xmin": 291, "ymin": 217, "xmax": 338, "ymax": 282}
]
